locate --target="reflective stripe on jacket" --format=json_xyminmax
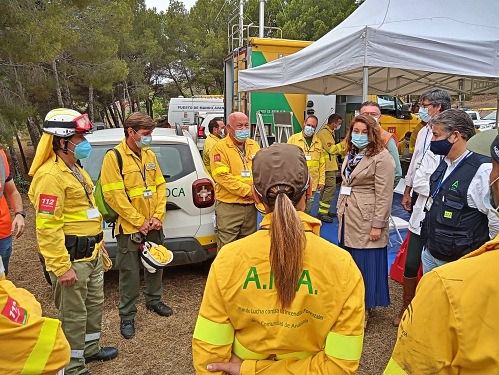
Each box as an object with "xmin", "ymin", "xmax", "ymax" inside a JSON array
[
  {"xmin": 210, "ymin": 137, "xmax": 260, "ymax": 204},
  {"xmin": 0, "ymin": 279, "xmax": 70, "ymax": 373},
  {"xmin": 287, "ymin": 133, "xmax": 326, "ymax": 191},
  {"xmin": 28, "ymin": 155, "xmax": 102, "ymax": 277},
  {"xmin": 192, "ymin": 212, "xmax": 365, "ymax": 374},
  {"xmin": 385, "ymin": 235, "xmax": 499, "ymax": 374},
  {"xmin": 203, "ymin": 134, "xmax": 221, "ymax": 175},
  {"xmin": 100, "ymin": 139, "xmax": 167, "ymax": 234}
]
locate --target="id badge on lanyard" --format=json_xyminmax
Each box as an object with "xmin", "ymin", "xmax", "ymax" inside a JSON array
[
  {"xmin": 143, "ymin": 189, "xmax": 153, "ymax": 198},
  {"xmin": 241, "ymin": 170, "xmax": 251, "ymax": 178}
]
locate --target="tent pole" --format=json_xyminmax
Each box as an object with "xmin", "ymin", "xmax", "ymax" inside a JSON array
[
  {"xmin": 362, "ymin": 67, "xmax": 369, "ymax": 102},
  {"xmin": 259, "ymin": 0, "xmax": 265, "ymax": 38}
]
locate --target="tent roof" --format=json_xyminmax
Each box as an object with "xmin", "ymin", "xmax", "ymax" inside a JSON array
[{"xmin": 238, "ymin": 0, "xmax": 499, "ymax": 96}]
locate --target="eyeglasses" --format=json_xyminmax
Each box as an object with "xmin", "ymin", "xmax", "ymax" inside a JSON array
[
  {"xmin": 420, "ymin": 102, "xmax": 434, "ymax": 109},
  {"xmin": 361, "ymin": 112, "xmax": 380, "ymax": 118}
]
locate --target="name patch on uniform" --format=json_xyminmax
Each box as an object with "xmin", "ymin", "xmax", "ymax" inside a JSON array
[
  {"xmin": 145, "ymin": 163, "xmax": 156, "ymax": 170},
  {"xmin": 443, "ymin": 211, "xmax": 453, "ymax": 219},
  {"xmin": 2, "ymin": 296, "xmax": 28, "ymax": 325},
  {"xmin": 39, "ymin": 194, "xmax": 58, "ymax": 215},
  {"xmin": 213, "ymin": 154, "xmax": 221, "ymax": 162}
]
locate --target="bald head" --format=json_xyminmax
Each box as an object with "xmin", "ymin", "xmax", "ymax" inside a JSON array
[{"xmin": 227, "ymin": 111, "xmax": 250, "ymax": 144}]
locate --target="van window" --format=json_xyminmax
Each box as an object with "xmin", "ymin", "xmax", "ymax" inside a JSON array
[
  {"xmin": 81, "ymin": 143, "xmax": 195, "ymax": 183},
  {"xmin": 467, "ymin": 112, "xmax": 478, "ymax": 120}
]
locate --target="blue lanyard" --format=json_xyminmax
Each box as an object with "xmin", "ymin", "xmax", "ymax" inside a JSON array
[
  {"xmin": 431, "ymin": 152, "xmax": 472, "ymax": 198},
  {"xmin": 420, "ymin": 127, "xmax": 431, "ymax": 161}
]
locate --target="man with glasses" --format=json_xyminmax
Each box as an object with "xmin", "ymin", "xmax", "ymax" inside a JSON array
[
  {"xmin": 288, "ymin": 115, "xmax": 326, "ymax": 214},
  {"xmin": 391, "ymin": 89, "xmax": 451, "ymax": 326},
  {"xmin": 210, "ymin": 112, "xmax": 260, "ymax": 249},
  {"xmin": 359, "ymin": 101, "xmax": 402, "ymax": 188}
]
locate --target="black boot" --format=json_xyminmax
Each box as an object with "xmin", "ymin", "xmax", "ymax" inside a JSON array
[
  {"xmin": 85, "ymin": 347, "xmax": 119, "ymax": 363},
  {"xmin": 120, "ymin": 319, "xmax": 135, "ymax": 339},
  {"xmin": 146, "ymin": 302, "xmax": 173, "ymax": 317}
]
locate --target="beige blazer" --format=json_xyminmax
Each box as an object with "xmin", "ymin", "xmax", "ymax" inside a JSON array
[{"xmin": 337, "ymin": 148, "xmax": 395, "ymax": 249}]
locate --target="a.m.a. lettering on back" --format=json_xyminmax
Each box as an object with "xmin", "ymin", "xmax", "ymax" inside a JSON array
[{"xmin": 242, "ymin": 267, "xmax": 318, "ymax": 295}]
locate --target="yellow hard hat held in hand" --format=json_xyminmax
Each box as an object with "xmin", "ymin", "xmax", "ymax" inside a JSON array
[{"xmin": 140, "ymin": 241, "xmax": 174, "ymax": 273}]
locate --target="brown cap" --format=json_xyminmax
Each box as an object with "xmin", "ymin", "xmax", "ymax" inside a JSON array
[
  {"xmin": 252, "ymin": 143, "xmax": 309, "ymax": 203},
  {"xmin": 124, "ymin": 112, "xmax": 155, "ymax": 129}
]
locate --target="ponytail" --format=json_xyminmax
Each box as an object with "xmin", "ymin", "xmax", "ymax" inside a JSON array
[{"xmin": 269, "ymin": 189, "xmax": 306, "ymax": 308}]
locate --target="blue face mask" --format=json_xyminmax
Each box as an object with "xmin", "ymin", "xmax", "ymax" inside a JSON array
[
  {"xmin": 234, "ymin": 129, "xmax": 250, "ymax": 142},
  {"xmin": 351, "ymin": 133, "xmax": 369, "ymax": 149},
  {"xmin": 137, "ymin": 135, "xmax": 152, "ymax": 148},
  {"xmin": 73, "ymin": 139, "xmax": 92, "ymax": 160},
  {"xmin": 418, "ymin": 107, "xmax": 431, "ymax": 123},
  {"xmin": 303, "ymin": 125, "xmax": 315, "ymax": 137}
]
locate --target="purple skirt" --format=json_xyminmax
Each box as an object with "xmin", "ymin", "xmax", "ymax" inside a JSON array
[{"xmin": 342, "ymin": 245, "xmax": 390, "ymax": 309}]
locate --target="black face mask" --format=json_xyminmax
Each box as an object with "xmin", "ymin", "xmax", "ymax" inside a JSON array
[{"xmin": 430, "ymin": 135, "xmax": 454, "ymax": 156}]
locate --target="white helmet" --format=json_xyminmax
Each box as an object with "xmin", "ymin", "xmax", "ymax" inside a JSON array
[
  {"xmin": 140, "ymin": 241, "xmax": 173, "ymax": 273},
  {"xmin": 43, "ymin": 108, "xmax": 93, "ymax": 138}
]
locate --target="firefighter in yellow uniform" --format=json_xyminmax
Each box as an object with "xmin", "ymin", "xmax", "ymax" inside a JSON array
[
  {"xmin": 202, "ymin": 117, "xmax": 225, "ymax": 176},
  {"xmin": 385, "ymin": 134, "xmax": 499, "ymax": 375},
  {"xmin": 193, "ymin": 143, "xmax": 365, "ymax": 375},
  {"xmin": 316, "ymin": 113, "xmax": 346, "ymax": 223},
  {"xmin": 210, "ymin": 112, "xmax": 260, "ymax": 250},
  {"xmin": 0, "ymin": 258, "xmax": 70, "ymax": 374},
  {"xmin": 28, "ymin": 108, "xmax": 118, "ymax": 375},
  {"xmin": 100, "ymin": 112, "xmax": 170, "ymax": 340},
  {"xmin": 287, "ymin": 115, "xmax": 326, "ymax": 214}
]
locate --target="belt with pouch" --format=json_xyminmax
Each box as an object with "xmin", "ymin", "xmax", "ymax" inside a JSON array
[{"xmin": 65, "ymin": 232, "xmax": 103, "ymax": 261}]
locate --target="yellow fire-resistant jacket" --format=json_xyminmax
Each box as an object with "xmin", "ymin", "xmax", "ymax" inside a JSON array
[
  {"xmin": 28, "ymin": 155, "xmax": 103, "ymax": 277},
  {"xmin": 0, "ymin": 278, "xmax": 70, "ymax": 374},
  {"xmin": 210, "ymin": 136, "xmax": 260, "ymax": 204},
  {"xmin": 192, "ymin": 212, "xmax": 365, "ymax": 375},
  {"xmin": 203, "ymin": 134, "xmax": 222, "ymax": 175},
  {"xmin": 100, "ymin": 139, "xmax": 167, "ymax": 234},
  {"xmin": 287, "ymin": 133, "xmax": 326, "ymax": 191},
  {"xmin": 316, "ymin": 126, "xmax": 341, "ymax": 172},
  {"xmin": 385, "ymin": 235, "xmax": 499, "ymax": 375}
]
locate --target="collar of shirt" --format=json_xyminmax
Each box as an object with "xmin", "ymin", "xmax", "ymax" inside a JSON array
[{"xmin": 444, "ymin": 149, "xmax": 470, "ymax": 168}]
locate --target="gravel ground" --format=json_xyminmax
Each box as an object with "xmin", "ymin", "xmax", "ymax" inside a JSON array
[{"xmin": 9, "ymin": 197, "xmax": 401, "ymax": 375}]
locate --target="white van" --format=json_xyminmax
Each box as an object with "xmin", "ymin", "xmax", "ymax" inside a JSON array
[{"xmin": 168, "ymin": 96, "xmax": 224, "ymax": 127}]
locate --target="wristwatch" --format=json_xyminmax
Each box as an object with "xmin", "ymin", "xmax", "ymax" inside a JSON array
[{"xmin": 15, "ymin": 211, "xmax": 26, "ymax": 218}]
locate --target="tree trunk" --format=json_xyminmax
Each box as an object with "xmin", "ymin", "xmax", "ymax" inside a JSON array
[
  {"xmin": 7, "ymin": 145, "xmax": 21, "ymax": 178},
  {"xmin": 103, "ymin": 107, "xmax": 113, "ymax": 128},
  {"xmin": 119, "ymin": 99, "xmax": 127, "ymax": 121},
  {"xmin": 112, "ymin": 101, "xmax": 124, "ymax": 126},
  {"xmin": 124, "ymin": 81, "xmax": 133, "ymax": 113},
  {"xmin": 26, "ymin": 118, "xmax": 40, "ymax": 148},
  {"xmin": 63, "ymin": 76, "xmax": 73, "ymax": 108},
  {"xmin": 52, "ymin": 59, "xmax": 64, "ymax": 107},
  {"xmin": 167, "ymin": 65, "xmax": 186, "ymax": 96},
  {"xmin": 88, "ymin": 85, "xmax": 94, "ymax": 122},
  {"xmin": 107, "ymin": 105, "xmax": 120, "ymax": 128},
  {"xmin": 15, "ymin": 132, "xmax": 29, "ymax": 174}
]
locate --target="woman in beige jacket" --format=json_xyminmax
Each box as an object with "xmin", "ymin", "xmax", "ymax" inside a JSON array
[{"xmin": 337, "ymin": 115, "xmax": 395, "ymax": 321}]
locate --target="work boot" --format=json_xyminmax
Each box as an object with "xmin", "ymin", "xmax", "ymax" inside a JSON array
[
  {"xmin": 392, "ymin": 277, "xmax": 418, "ymax": 326},
  {"xmin": 120, "ymin": 319, "xmax": 135, "ymax": 339},
  {"xmin": 146, "ymin": 301, "xmax": 174, "ymax": 317},
  {"xmin": 318, "ymin": 214, "xmax": 334, "ymax": 223},
  {"xmin": 85, "ymin": 347, "xmax": 119, "ymax": 363}
]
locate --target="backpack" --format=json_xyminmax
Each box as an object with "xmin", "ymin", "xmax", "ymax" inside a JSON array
[{"xmin": 94, "ymin": 148, "xmax": 124, "ymax": 223}]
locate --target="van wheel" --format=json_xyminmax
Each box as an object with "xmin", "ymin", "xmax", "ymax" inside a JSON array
[{"xmin": 38, "ymin": 255, "xmax": 52, "ymax": 285}]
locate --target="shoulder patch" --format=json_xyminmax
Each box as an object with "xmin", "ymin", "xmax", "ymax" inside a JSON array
[
  {"xmin": 2, "ymin": 296, "xmax": 28, "ymax": 325},
  {"xmin": 38, "ymin": 194, "xmax": 58, "ymax": 214},
  {"xmin": 213, "ymin": 154, "xmax": 221, "ymax": 162}
]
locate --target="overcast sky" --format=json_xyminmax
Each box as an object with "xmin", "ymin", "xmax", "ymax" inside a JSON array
[{"xmin": 145, "ymin": 0, "xmax": 197, "ymax": 12}]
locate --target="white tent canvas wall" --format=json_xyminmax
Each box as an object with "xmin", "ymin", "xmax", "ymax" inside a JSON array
[{"xmin": 238, "ymin": 0, "xmax": 499, "ymax": 98}]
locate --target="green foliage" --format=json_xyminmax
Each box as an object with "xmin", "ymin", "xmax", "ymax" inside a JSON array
[{"xmin": 0, "ymin": 0, "xmax": 356, "ymax": 165}]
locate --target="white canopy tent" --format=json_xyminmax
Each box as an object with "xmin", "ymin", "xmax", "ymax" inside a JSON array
[{"xmin": 238, "ymin": 0, "xmax": 499, "ymax": 100}]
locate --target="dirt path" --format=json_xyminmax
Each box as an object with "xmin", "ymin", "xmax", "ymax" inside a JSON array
[{"xmin": 9, "ymin": 197, "xmax": 400, "ymax": 374}]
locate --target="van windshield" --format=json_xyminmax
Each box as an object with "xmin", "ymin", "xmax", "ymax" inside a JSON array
[{"xmin": 81, "ymin": 143, "xmax": 195, "ymax": 183}]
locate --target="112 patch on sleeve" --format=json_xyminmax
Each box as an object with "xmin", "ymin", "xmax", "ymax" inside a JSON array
[
  {"xmin": 2, "ymin": 296, "xmax": 28, "ymax": 325},
  {"xmin": 39, "ymin": 194, "xmax": 58, "ymax": 215}
]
